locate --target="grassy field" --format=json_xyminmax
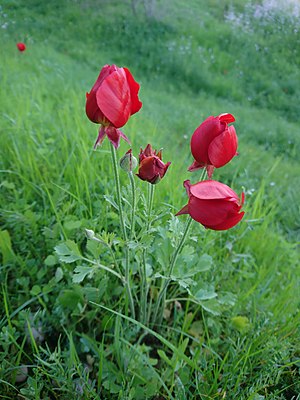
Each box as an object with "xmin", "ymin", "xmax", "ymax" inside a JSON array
[{"xmin": 0, "ymin": 0, "xmax": 299, "ymax": 398}]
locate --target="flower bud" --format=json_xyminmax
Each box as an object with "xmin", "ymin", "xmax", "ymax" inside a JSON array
[
  {"xmin": 136, "ymin": 144, "xmax": 171, "ymax": 184},
  {"xmin": 119, "ymin": 149, "xmax": 138, "ymax": 172},
  {"xmin": 85, "ymin": 229, "xmax": 95, "ymax": 239}
]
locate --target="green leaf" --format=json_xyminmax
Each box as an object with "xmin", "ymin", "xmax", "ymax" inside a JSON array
[
  {"xmin": 174, "ymin": 252, "xmax": 213, "ymax": 279},
  {"xmin": 196, "ymin": 254, "xmax": 213, "ymax": 272},
  {"xmin": 103, "ymin": 194, "xmax": 119, "ymax": 211},
  {"xmin": 44, "ymin": 255, "xmax": 57, "ymax": 266},
  {"xmin": 64, "ymin": 220, "xmax": 82, "ymax": 231},
  {"xmin": 72, "ymin": 265, "xmax": 94, "ymax": 283},
  {"xmin": 30, "ymin": 285, "xmax": 41, "ymax": 295},
  {"xmin": 199, "ymin": 299, "xmax": 222, "ymax": 316},
  {"xmin": 86, "ymin": 239, "xmax": 102, "ymax": 259},
  {"xmin": 55, "ymin": 267, "xmax": 64, "ymax": 282},
  {"xmin": 58, "ymin": 288, "xmax": 83, "ymax": 309},
  {"xmin": 55, "ymin": 240, "xmax": 82, "ymax": 263},
  {"xmin": 157, "ymin": 349, "xmax": 173, "ymax": 367},
  {"xmin": 231, "ymin": 316, "xmax": 250, "ymax": 332},
  {"xmin": 0, "ymin": 230, "xmax": 15, "ymax": 264},
  {"xmin": 190, "ymin": 282, "xmax": 217, "ymax": 301}
]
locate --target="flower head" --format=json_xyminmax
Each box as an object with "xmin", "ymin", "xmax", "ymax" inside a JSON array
[
  {"xmin": 16, "ymin": 42, "xmax": 26, "ymax": 52},
  {"xmin": 86, "ymin": 64, "xmax": 142, "ymax": 149},
  {"xmin": 136, "ymin": 144, "xmax": 171, "ymax": 184},
  {"xmin": 189, "ymin": 113, "xmax": 238, "ymax": 178},
  {"xmin": 176, "ymin": 180, "xmax": 245, "ymax": 230}
]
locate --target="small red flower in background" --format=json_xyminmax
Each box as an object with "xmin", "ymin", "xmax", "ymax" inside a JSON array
[
  {"xmin": 136, "ymin": 144, "xmax": 171, "ymax": 184},
  {"xmin": 189, "ymin": 113, "xmax": 238, "ymax": 178},
  {"xmin": 16, "ymin": 43, "xmax": 26, "ymax": 52},
  {"xmin": 176, "ymin": 180, "xmax": 244, "ymax": 230},
  {"xmin": 86, "ymin": 64, "xmax": 142, "ymax": 149}
]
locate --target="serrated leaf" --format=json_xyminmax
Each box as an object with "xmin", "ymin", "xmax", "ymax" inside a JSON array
[
  {"xmin": 86, "ymin": 239, "xmax": 102, "ymax": 259},
  {"xmin": 193, "ymin": 287, "xmax": 217, "ymax": 301},
  {"xmin": 199, "ymin": 298, "xmax": 222, "ymax": 316},
  {"xmin": 72, "ymin": 265, "xmax": 94, "ymax": 283},
  {"xmin": 174, "ymin": 252, "xmax": 213, "ymax": 279},
  {"xmin": 196, "ymin": 254, "xmax": 213, "ymax": 272},
  {"xmin": 55, "ymin": 240, "xmax": 82, "ymax": 263}
]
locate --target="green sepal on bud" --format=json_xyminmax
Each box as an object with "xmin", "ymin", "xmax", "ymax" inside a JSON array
[{"xmin": 119, "ymin": 149, "xmax": 138, "ymax": 172}]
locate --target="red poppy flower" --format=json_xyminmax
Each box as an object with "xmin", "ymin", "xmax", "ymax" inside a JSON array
[
  {"xmin": 86, "ymin": 64, "xmax": 142, "ymax": 149},
  {"xmin": 176, "ymin": 180, "xmax": 245, "ymax": 230},
  {"xmin": 188, "ymin": 113, "xmax": 238, "ymax": 178},
  {"xmin": 136, "ymin": 144, "xmax": 171, "ymax": 184},
  {"xmin": 16, "ymin": 42, "xmax": 26, "ymax": 52}
]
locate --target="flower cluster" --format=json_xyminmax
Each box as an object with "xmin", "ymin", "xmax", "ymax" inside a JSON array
[{"xmin": 86, "ymin": 64, "xmax": 244, "ymax": 231}]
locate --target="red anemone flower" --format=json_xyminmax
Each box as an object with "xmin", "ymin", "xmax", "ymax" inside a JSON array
[
  {"xmin": 189, "ymin": 113, "xmax": 238, "ymax": 178},
  {"xmin": 176, "ymin": 180, "xmax": 245, "ymax": 230},
  {"xmin": 86, "ymin": 64, "xmax": 142, "ymax": 149},
  {"xmin": 136, "ymin": 144, "xmax": 171, "ymax": 184},
  {"xmin": 16, "ymin": 42, "xmax": 26, "ymax": 52}
]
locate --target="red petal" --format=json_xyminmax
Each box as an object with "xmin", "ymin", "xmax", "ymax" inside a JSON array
[
  {"xmin": 205, "ymin": 211, "xmax": 245, "ymax": 231},
  {"xmin": 189, "ymin": 180, "xmax": 240, "ymax": 201},
  {"xmin": 86, "ymin": 90, "xmax": 105, "ymax": 123},
  {"xmin": 188, "ymin": 197, "xmax": 238, "ymax": 226},
  {"xmin": 218, "ymin": 113, "xmax": 235, "ymax": 123},
  {"xmin": 208, "ymin": 125, "xmax": 238, "ymax": 168},
  {"xmin": 123, "ymin": 67, "xmax": 142, "ymax": 115},
  {"xmin": 96, "ymin": 69, "xmax": 131, "ymax": 128},
  {"xmin": 190, "ymin": 116, "xmax": 224, "ymax": 165}
]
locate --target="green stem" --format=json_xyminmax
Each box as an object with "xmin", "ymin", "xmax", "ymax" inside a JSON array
[
  {"xmin": 140, "ymin": 183, "xmax": 155, "ymax": 323},
  {"xmin": 152, "ymin": 216, "xmax": 193, "ymax": 327},
  {"xmin": 128, "ymin": 171, "xmax": 136, "ymax": 240},
  {"xmin": 110, "ymin": 143, "xmax": 135, "ymax": 319}
]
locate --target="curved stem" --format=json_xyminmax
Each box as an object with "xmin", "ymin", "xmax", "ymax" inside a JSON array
[
  {"xmin": 110, "ymin": 143, "xmax": 135, "ymax": 319},
  {"xmin": 152, "ymin": 216, "xmax": 193, "ymax": 327}
]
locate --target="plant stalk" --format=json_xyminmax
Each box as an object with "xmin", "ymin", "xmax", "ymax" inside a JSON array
[{"xmin": 110, "ymin": 143, "xmax": 135, "ymax": 319}]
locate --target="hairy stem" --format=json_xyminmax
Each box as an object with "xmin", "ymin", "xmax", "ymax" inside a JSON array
[{"xmin": 110, "ymin": 143, "xmax": 135, "ymax": 319}]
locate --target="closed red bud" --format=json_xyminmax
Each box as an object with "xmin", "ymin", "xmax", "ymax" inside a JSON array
[
  {"xmin": 136, "ymin": 144, "xmax": 171, "ymax": 184},
  {"xmin": 86, "ymin": 64, "xmax": 142, "ymax": 149},
  {"xmin": 189, "ymin": 113, "xmax": 238, "ymax": 178},
  {"xmin": 17, "ymin": 42, "xmax": 26, "ymax": 52},
  {"xmin": 176, "ymin": 180, "xmax": 245, "ymax": 231}
]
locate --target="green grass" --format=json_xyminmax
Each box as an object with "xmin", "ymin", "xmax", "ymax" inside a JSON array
[{"xmin": 0, "ymin": 0, "xmax": 299, "ymax": 398}]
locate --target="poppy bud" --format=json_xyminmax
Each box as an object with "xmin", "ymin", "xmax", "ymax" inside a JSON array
[
  {"xmin": 176, "ymin": 180, "xmax": 245, "ymax": 231},
  {"xmin": 86, "ymin": 64, "xmax": 142, "ymax": 149},
  {"xmin": 16, "ymin": 42, "xmax": 26, "ymax": 52},
  {"xmin": 189, "ymin": 113, "xmax": 238, "ymax": 177},
  {"xmin": 120, "ymin": 149, "xmax": 138, "ymax": 172},
  {"xmin": 136, "ymin": 144, "xmax": 171, "ymax": 185}
]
